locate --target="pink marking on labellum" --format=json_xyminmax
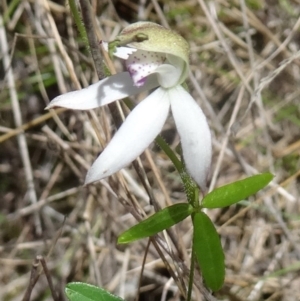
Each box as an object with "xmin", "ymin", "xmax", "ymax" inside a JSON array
[{"xmin": 126, "ymin": 50, "xmax": 165, "ymax": 87}]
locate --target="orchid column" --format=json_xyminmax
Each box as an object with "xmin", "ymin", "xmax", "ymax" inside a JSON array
[{"xmin": 47, "ymin": 22, "xmax": 212, "ymax": 192}]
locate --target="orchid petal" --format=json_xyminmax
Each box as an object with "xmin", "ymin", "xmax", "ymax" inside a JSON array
[
  {"xmin": 85, "ymin": 87, "xmax": 170, "ymax": 184},
  {"xmin": 170, "ymin": 86, "xmax": 212, "ymax": 192},
  {"xmin": 154, "ymin": 64, "xmax": 179, "ymax": 88},
  {"xmin": 46, "ymin": 72, "xmax": 159, "ymax": 110},
  {"xmin": 154, "ymin": 55, "xmax": 185, "ymax": 88}
]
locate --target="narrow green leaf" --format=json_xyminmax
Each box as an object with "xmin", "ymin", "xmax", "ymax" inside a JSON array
[
  {"xmin": 193, "ymin": 212, "xmax": 225, "ymax": 291},
  {"xmin": 118, "ymin": 203, "xmax": 194, "ymax": 244},
  {"xmin": 202, "ymin": 173, "xmax": 273, "ymax": 209},
  {"xmin": 65, "ymin": 282, "xmax": 125, "ymax": 301}
]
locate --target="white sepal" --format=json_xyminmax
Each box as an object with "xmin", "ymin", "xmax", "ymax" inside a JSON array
[
  {"xmin": 85, "ymin": 87, "xmax": 170, "ymax": 184},
  {"xmin": 46, "ymin": 72, "xmax": 159, "ymax": 110},
  {"xmin": 170, "ymin": 85, "xmax": 212, "ymax": 192}
]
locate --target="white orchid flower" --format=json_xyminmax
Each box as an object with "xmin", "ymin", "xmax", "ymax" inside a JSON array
[{"xmin": 47, "ymin": 22, "xmax": 212, "ymax": 191}]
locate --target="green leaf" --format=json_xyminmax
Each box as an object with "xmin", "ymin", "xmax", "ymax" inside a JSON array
[
  {"xmin": 65, "ymin": 282, "xmax": 125, "ymax": 301},
  {"xmin": 202, "ymin": 173, "xmax": 273, "ymax": 209},
  {"xmin": 118, "ymin": 203, "xmax": 194, "ymax": 244},
  {"xmin": 193, "ymin": 212, "xmax": 225, "ymax": 291}
]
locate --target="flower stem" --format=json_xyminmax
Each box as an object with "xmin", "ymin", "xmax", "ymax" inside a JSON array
[
  {"xmin": 155, "ymin": 136, "xmax": 183, "ymax": 173},
  {"xmin": 68, "ymin": 0, "xmax": 89, "ymax": 49},
  {"xmin": 187, "ymin": 239, "xmax": 196, "ymax": 301}
]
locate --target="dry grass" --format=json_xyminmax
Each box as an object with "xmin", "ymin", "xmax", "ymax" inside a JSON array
[{"xmin": 1, "ymin": 0, "xmax": 300, "ymax": 300}]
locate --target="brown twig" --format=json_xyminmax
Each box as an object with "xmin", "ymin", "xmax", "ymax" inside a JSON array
[
  {"xmin": 78, "ymin": 0, "xmax": 106, "ymax": 80},
  {"xmin": 22, "ymin": 256, "xmax": 59, "ymax": 301},
  {"xmin": 135, "ymin": 239, "xmax": 151, "ymax": 301},
  {"xmin": 22, "ymin": 257, "xmax": 40, "ymax": 301},
  {"xmin": 38, "ymin": 256, "xmax": 59, "ymax": 301}
]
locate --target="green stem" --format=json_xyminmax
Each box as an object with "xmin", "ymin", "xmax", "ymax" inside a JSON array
[
  {"xmin": 68, "ymin": 0, "xmax": 89, "ymax": 49},
  {"xmin": 187, "ymin": 227, "xmax": 196, "ymax": 301},
  {"xmin": 155, "ymin": 136, "xmax": 183, "ymax": 173},
  {"xmin": 193, "ymin": 186, "xmax": 200, "ymax": 208}
]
